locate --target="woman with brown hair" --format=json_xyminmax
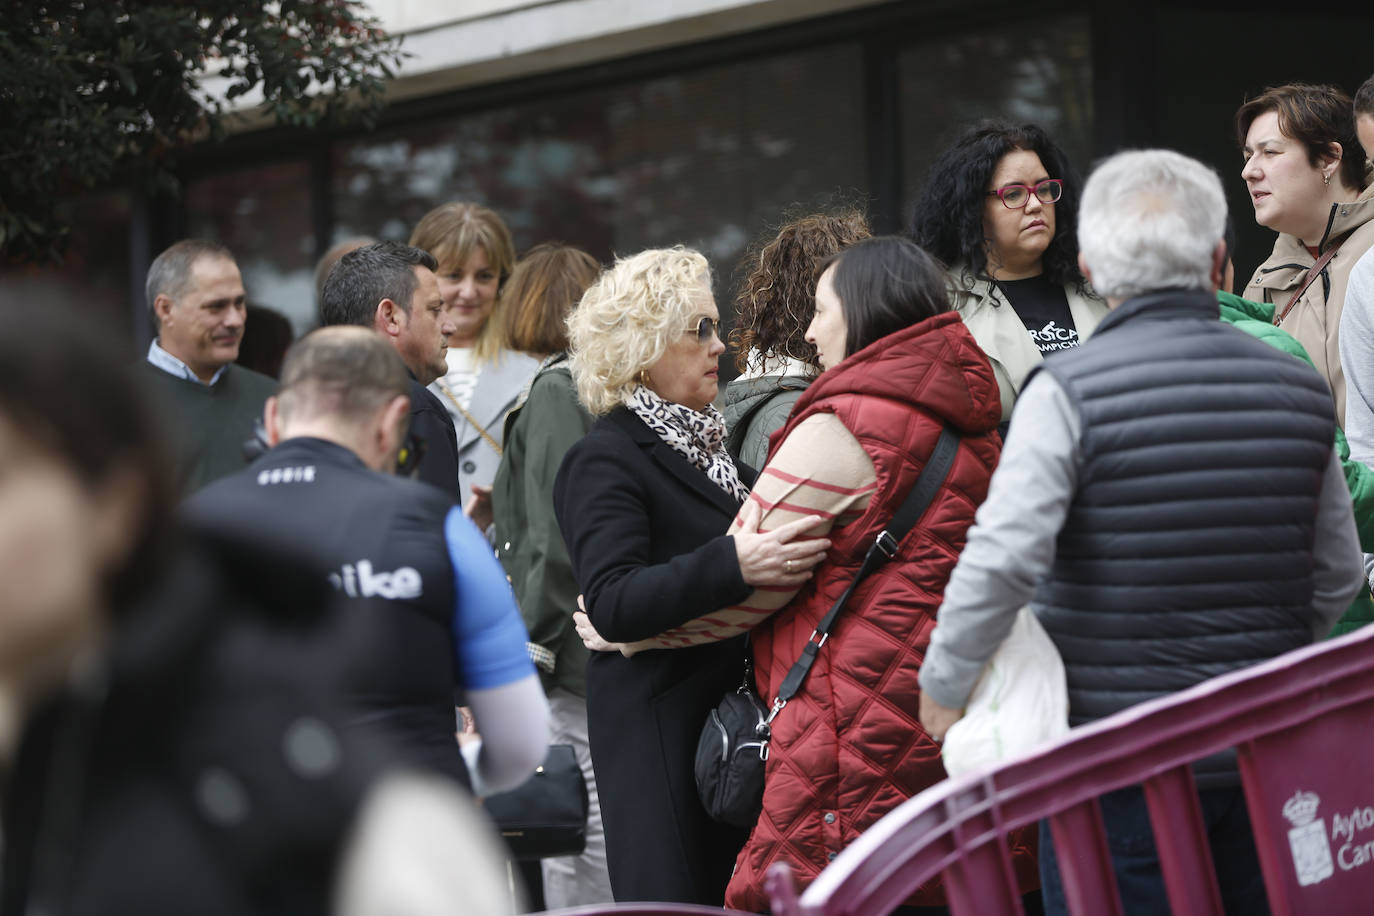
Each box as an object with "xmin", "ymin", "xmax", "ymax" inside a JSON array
[
  {"xmin": 490, "ymin": 243, "xmax": 613, "ymax": 907},
  {"xmin": 410, "ymin": 203, "xmax": 539, "ymax": 505},
  {"xmin": 724, "ymin": 211, "xmax": 871, "ymax": 472},
  {"xmin": 1237, "ymin": 82, "xmax": 1374, "ymax": 427}
]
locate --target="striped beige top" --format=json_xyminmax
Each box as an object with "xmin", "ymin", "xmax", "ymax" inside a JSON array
[{"xmin": 625, "ymin": 411, "xmax": 878, "ymax": 652}]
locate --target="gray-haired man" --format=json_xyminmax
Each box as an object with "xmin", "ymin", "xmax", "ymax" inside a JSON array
[
  {"xmin": 140, "ymin": 239, "xmax": 277, "ymax": 493},
  {"xmin": 919, "ymin": 149, "xmax": 1363, "ymax": 913}
]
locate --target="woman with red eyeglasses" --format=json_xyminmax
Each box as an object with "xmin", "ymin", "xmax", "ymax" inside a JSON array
[{"xmin": 910, "ymin": 120, "xmax": 1106, "ymax": 427}]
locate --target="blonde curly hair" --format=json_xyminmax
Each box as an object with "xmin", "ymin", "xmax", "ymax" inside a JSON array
[{"xmin": 568, "ymin": 246, "xmax": 713, "ymax": 416}]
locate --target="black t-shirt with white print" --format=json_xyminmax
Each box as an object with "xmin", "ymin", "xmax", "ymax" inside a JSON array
[{"xmin": 997, "ymin": 275, "xmax": 1080, "ymax": 355}]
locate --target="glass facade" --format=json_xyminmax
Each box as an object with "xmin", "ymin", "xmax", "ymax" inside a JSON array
[
  {"xmin": 184, "ymin": 159, "xmax": 317, "ymax": 333},
  {"xmin": 333, "ymin": 42, "xmax": 867, "ymax": 320},
  {"xmin": 0, "ymin": 7, "xmax": 1100, "ymax": 348},
  {"xmin": 899, "ymin": 15, "xmax": 1094, "ymax": 219}
]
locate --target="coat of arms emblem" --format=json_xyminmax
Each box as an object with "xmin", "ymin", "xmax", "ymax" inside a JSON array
[{"xmin": 1284, "ymin": 790, "xmax": 1334, "ymax": 887}]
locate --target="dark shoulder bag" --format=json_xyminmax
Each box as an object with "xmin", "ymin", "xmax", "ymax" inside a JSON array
[
  {"xmin": 695, "ymin": 425, "xmax": 961, "ymax": 828},
  {"xmin": 483, "ymin": 744, "xmax": 589, "ymax": 860}
]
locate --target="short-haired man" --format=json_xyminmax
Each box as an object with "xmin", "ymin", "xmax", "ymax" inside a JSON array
[
  {"xmin": 141, "ymin": 239, "xmax": 277, "ymax": 493},
  {"xmin": 1338, "ymin": 73, "xmax": 1374, "ymax": 593},
  {"xmin": 314, "ymin": 236, "xmax": 376, "ymax": 319},
  {"xmin": 320, "ymin": 241, "xmax": 461, "ymax": 498},
  {"xmin": 919, "ymin": 149, "xmax": 1364, "ymax": 914},
  {"xmin": 184, "ymin": 326, "xmax": 547, "ymax": 795}
]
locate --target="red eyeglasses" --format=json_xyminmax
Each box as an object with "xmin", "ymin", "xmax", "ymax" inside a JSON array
[{"xmin": 987, "ymin": 178, "xmax": 1063, "ymax": 209}]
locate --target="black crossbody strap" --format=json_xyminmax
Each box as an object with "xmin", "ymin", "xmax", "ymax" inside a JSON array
[{"xmin": 768, "ymin": 424, "xmax": 960, "ymax": 720}]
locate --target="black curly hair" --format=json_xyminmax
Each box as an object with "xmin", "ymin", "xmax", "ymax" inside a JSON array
[{"xmin": 908, "ymin": 119, "xmax": 1085, "ymax": 291}]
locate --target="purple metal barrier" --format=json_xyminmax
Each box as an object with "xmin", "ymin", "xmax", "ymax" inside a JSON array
[
  {"xmin": 539, "ymin": 905, "xmax": 755, "ymax": 916},
  {"xmin": 764, "ymin": 624, "xmax": 1374, "ymax": 916}
]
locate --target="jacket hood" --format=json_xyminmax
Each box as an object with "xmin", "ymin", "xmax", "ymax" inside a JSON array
[
  {"xmin": 791, "ymin": 311, "xmax": 1001, "ymax": 435},
  {"xmin": 1322, "ymin": 182, "xmax": 1374, "ymax": 247},
  {"xmin": 722, "ymin": 375, "xmax": 810, "ymax": 423}
]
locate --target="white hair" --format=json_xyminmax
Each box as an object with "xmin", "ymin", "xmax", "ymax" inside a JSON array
[{"xmin": 1077, "ymin": 149, "xmax": 1226, "ymax": 300}]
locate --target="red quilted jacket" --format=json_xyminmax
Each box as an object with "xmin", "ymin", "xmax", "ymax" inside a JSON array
[{"xmin": 724, "ymin": 312, "xmax": 1039, "ymax": 911}]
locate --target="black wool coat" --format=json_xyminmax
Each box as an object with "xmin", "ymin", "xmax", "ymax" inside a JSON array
[{"xmin": 553, "ymin": 406, "xmax": 753, "ymax": 905}]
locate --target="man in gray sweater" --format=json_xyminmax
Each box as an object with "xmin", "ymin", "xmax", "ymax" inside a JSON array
[
  {"xmin": 140, "ymin": 239, "xmax": 277, "ymax": 494},
  {"xmin": 919, "ymin": 149, "xmax": 1364, "ymax": 915}
]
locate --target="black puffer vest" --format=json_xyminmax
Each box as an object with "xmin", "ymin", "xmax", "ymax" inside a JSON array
[{"xmin": 1031, "ymin": 289, "xmax": 1334, "ymax": 778}]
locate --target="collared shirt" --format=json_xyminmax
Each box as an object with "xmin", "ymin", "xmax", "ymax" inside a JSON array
[{"xmin": 146, "ymin": 339, "xmax": 228, "ymax": 386}]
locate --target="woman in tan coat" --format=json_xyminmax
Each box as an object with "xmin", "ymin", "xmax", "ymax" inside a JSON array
[{"xmin": 1237, "ymin": 82, "xmax": 1374, "ymax": 428}]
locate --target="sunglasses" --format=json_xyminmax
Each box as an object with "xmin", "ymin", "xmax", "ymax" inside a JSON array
[
  {"xmin": 987, "ymin": 178, "xmax": 1063, "ymax": 209},
  {"xmin": 684, "ymin": 316, "xmax": 718, "ymax": 343}
]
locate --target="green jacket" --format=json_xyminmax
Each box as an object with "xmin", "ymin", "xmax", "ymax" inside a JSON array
[
  {"xmin": 492, "ymin": 356, "xmax": 596, "ymax": 696},
  {"xmin": 1218, "ymin": 291, "xmax": 1374, "ymax": 635}
]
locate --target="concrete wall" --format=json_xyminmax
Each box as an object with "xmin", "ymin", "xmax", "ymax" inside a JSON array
[{"xmin": 371, "ymin": 0, "xmax": 892, "ymax": 101}]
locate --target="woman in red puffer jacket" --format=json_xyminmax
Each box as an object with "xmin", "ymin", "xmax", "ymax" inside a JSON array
[{"xmin": 576, "ymin": 236, "xmax": 1039, "ymax": 911}]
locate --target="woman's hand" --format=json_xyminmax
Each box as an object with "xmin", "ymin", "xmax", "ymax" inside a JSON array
[
  {"xmin": 732, "ymin": 499, "xmax": 831, "ymax": 587},
  {"xmin": 573, "ymin": 609, "xmax": 638, "ymax": 657},
  {"xmin": 464, "ymin": 484, "xmax": 493, "ymax": 532}
]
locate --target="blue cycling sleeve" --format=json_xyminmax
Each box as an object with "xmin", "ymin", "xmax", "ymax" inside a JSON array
[{"xmin": 445, "ymin": 506, "xmax": 536, "ymax": 690}]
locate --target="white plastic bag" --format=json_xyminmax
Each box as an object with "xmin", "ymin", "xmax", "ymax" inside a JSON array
[{"xmin": 940, "ymin": 606, "xmax": 1069, "ymax": 778}]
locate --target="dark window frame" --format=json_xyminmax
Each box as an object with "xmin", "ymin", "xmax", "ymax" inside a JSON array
[{"xmin": 142, "ymin": 0, "xmax": 1096, "ymax": 341}]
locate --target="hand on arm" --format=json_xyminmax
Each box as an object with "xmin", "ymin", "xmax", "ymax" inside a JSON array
[
  {"xmin": 732, "ymin": 499, "xmax": 830, "ymax": 587},
  {"xmin": 572, "ymin": 593, "xmax": 634, "ymax": 656},
  {"xmin": 620, "ymin": 414, "xmax": 874, "ymax": 653},
  {"xmin": 554, "ymin": 442, "xmax": 754, "ymax": 642}
]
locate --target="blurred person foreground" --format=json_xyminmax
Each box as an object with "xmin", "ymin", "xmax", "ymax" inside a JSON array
[{"xmin": 0, "ymin": 304, "xmax": 516, "ymax": 916}]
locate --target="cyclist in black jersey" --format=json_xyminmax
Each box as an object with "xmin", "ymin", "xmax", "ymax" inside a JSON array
[{"xmin": 185, "ymin": 327, "xmax": 546, "ymax": 795}]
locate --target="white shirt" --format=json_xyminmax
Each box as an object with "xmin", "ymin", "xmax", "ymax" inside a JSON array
[{"xmin": 146, "ymin": 339, "xmax": 228, "ymax": 386}]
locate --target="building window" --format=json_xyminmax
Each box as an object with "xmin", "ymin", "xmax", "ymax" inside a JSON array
[
  {"xmin": 184, "ymin": 159, "xmax": 316, "ymax": 332},
  {"xmin": 332, "ymin": 41, "xmax": 867, "ymax": 320},
  {"xmin": 899, "ymin": 14, "xmax": 1093, "ymax": 218}
]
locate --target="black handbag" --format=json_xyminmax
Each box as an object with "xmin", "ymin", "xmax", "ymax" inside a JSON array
[
  {"xmin": 694, "ymin": 425, "xmax": 961, "ymax": 826},
  {"xmin": 694, "ymin": 667, "xmax": 771, "ymax": 829},
  {"xmin": 483, "ymin": 744, "xmax": 589, "ymax": 860}
]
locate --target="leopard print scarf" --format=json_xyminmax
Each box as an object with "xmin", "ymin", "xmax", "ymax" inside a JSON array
[{"xmin": 626, "ymin": 385, "xmax": 749, "ymax": 503}]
